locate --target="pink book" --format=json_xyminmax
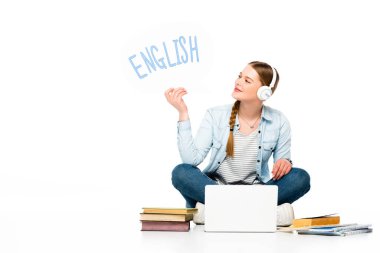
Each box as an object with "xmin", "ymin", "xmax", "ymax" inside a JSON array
[{"xmin": 141, "ymin": 221, "xmax": 190, "ymax": 231}]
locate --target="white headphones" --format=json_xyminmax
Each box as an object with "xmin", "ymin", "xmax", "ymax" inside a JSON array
[{"xmin": 257, "ymin": 66, "xmax": 277, "ymax": 101}]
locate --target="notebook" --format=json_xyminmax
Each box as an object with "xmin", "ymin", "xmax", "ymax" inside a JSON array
[{"xmin": 204, "ymin": 185, "xmax": 278, "ymax": 232}]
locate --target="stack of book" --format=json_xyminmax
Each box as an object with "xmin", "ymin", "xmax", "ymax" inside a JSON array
[
  {"xmin": 277, "ymin": 213, "xmax": 373, "ymax": 236},
  {"xmin": 296, "ymin": 224, "xmax": 373, "ymax": 236},
  {"xmin": 140, "ymin": 207, "xmax": 197, "ymax": 232}
]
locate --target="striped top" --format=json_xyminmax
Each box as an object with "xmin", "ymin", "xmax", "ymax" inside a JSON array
[{"xmin": 214, "ymin": 129, "xmax": 259, "ymax": 185}]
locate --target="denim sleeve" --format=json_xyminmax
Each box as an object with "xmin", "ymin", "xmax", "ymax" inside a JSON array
[
  {"xmin": 273, "ymin": 113, "xmax": 291, "ymax": 163},
  {"xmin": 177, "ymin": 110, "xmax": 213, "ymax": 166}
]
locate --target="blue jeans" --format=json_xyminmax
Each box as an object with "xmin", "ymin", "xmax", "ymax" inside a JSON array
[{"xmin": 171, "ymin": 163, "xmax": 311, "ymax": 208}]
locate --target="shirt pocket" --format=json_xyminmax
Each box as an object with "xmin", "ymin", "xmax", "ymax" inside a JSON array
[
  {"xmin": 211, "ymin": 139, "xmax": 222, "ymax": 150},
  {"xmin": 210, "ymin": 139, "xmax": 223, "ymax": 162},
  {"xmin": 262, "ymin": 142, "xmax": 276, "ymax": 161}
]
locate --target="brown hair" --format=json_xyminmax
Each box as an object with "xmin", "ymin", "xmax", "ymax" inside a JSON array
[
  {"xmin": 226, "ymin": 61, "xmax": 280, "ymax": 157},
  {"xmin": 249, "ymin": 61, "xmax": 280, "ymax": 94},
  {"xmin": 226, "ymin": 100, "xmax": 240, "ymax": 157}
]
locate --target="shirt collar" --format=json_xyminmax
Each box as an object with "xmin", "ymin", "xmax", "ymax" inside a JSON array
[
  {"xmin": 261, "ymin": 105, "xmax": 273, "ymax": 121},
  {"xmin": 233, "ymin": 104, "xmax": 272, "ymax": 129},
  {"xmin": 235, "ymin": 105, "xmax": 272, "ymax": 126}
]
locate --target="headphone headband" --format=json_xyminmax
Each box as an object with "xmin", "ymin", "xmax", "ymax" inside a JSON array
[
  {"xmin": 256, "ymin": 64, "xmax": 277, "ymax": 101},
  {"xmin": 268, "ymin": 66, "xmax": 277, "ymax": 88}
]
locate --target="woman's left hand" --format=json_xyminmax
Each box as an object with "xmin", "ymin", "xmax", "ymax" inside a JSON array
[{"xmin": 271, "ymin": 159, "xmax": 292, "ymax": 181}]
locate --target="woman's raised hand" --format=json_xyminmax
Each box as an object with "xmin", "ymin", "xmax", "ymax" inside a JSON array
[{"xmin": 164, "ymin": 87, "xmax": 189, "ymax": 121}]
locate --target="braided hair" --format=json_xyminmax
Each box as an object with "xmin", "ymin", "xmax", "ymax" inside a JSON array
[{"xmin": 226, "ymin": 100, "xmax": 240, "ymax": 157}]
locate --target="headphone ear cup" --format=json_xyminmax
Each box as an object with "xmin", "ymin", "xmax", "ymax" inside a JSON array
[{"xmin": 257, "ymin": 86, "xmax": 272, "ymax": 101}]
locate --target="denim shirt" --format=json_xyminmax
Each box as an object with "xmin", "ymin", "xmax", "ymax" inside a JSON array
[{"xmin": 177, "ymin": 104, "xmax": 291, "ymax": 183}]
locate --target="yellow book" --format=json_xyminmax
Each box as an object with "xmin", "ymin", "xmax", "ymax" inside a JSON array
[
  {"xmin": 142, "ymin": 207, "xmax": 198, "ymax": 215},
  {"xmin": 140, "ymin": 213, "xmax": 193, "ymax": 222},
  {"xmin": 292, "ymin": 215, "xmax": 340, "ymax": 228}
]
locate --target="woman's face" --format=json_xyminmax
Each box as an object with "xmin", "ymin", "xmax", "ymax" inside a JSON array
[
  {"xmin": 232, "ymin": 64, "xmax": 262, "ymax": 101},
  {"xmin": 232, "ymin": 64, "xmax": 263, "ymax": 102}
]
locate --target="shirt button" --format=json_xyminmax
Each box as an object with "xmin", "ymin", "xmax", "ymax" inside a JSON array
[
  {"xmin": 218, "ymin": 162, "xmax": 220, "ymax": 164},
  {"xmin": 257, "ymin": 160, "xmax": 260, "ymax": 163},
  {"xmin": 258, "ymin": 146, "xmax": 261, "ymax": 149},
  {"xmin": 258, "ymin": 130, "xmax": 261, "ymax": 133}
]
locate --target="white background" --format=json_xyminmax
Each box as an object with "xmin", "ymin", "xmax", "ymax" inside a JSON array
[{"xmin": 1, "ymin": 0, "xmax": 379, "ymax": 252}]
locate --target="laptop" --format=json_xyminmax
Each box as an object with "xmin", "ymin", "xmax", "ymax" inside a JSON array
[{"xmin": 204, "ymin": 185, "xmax": 278, "ymax": 232}]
